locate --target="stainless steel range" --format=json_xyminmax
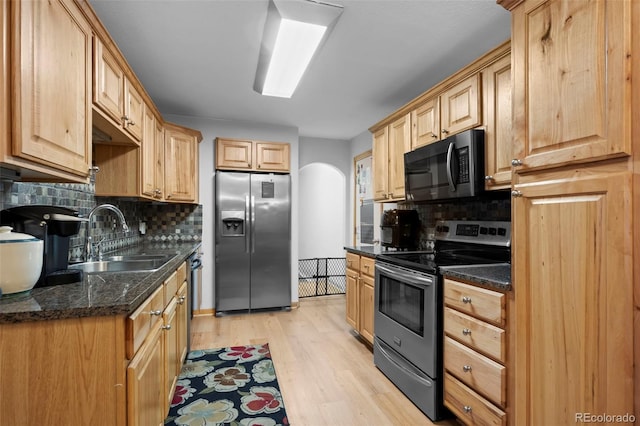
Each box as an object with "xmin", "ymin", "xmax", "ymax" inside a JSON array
[{"xmin": 374, "ymin": 220, "xmax": 511, "ymax": 421}]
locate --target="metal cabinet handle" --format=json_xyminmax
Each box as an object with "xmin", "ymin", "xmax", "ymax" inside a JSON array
[
  {"xmin": 463, "ymin": 405, "xmax": 473, "ymax": 413},
  {"xmin": 150, "ymin": 309, "xmax": 162, "ymax": 316},
  {"xmin": 177, "ymin": 296, "xmax": 186, "ymax": 304},
  {"xmin": 511, "ymin": 190, "xmax": 523, "ymax": 197},
  {"xmin": 462, "ymin": 296, "xmax": 472, "ymax": 304},
  {"xmin": 463, "ymin": 365, "xmax": 472, "ymax": 373},
  {"xmin": 442, "ymin": 129, "xmax": 449, "ymax": 135},
  {"xmin": 129, "ymin": 120, "xmax": 135, "ymax": 126},
  {"xmin": 162, "ymin": 324, "xmax": 172, "ymax": 330},
  {"xmin": 511, "ymin": 158, "xmax": 523, "ymax": 166},
  {"xmin": 462, "ymin": 328, "xmax": 472, "ymax": 336},
  {"xmin": 430, "ymin": 133, "xmax": 438, "ymax": 138},
  {"xmin": 484, "ymin": 175, "xmax": 494, "ymax": 181}
]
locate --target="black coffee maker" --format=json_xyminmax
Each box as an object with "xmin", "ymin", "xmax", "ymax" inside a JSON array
[{"xmin": 0, "ymin": 205, "xmax": 86, "ymax": 287}]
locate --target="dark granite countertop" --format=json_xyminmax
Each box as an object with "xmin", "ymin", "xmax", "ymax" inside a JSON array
[
  {"xmin": 344, "ymin": 245, "xmax": 406, "ymax": 258},
  {"xmin": 440, "ymin": 263, "xmax": 512, "ymax": 291},
  {"xmin": 0, "ymin": 241, "xmax": 201, "ymax": 324}
]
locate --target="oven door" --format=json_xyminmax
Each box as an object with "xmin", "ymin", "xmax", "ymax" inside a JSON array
[{"xmin": 374, "ymin": 261, "xmax": 439, "ymax": 378}]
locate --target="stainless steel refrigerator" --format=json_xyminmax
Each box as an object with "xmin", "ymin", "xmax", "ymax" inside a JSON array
[{"xmin": 215, "ymin": 171, "xmax": 291, "ymax": 313}]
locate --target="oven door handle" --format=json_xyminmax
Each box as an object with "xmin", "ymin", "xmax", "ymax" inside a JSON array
[
  {"xmin": 376, "ymin": 263, "xmax": 433, "ymax": 287},
  {"xmin": 374, "ymin": 339, "xmax": 433, "ymax": 388}
]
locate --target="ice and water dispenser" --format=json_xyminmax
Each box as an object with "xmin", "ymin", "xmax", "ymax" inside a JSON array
[{"xmin": 220, "ymin": 211, "xmax": 245, "ymax": 237}]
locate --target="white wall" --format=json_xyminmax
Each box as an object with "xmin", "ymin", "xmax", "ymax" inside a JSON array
[
  {"xmin": 299, "ymin": 136, "xmax": 351, "ymax": 246},
  {"xmin": 298, "ymin": 163, "xmax": 345, "ymax": 259},
  {"xmin": 164, "ymin": 114, "xmax": 299, "ymax": 309}
]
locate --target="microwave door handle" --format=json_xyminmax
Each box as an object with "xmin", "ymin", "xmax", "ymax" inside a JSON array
[{"xmin": 446, "ymin": 141, "xmax": 456, "ymax": 192}]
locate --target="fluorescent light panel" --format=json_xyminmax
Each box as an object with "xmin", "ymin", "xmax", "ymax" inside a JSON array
[{"xmin": 262, "ymin": 19, "xmax": 327, "ymax": 98}]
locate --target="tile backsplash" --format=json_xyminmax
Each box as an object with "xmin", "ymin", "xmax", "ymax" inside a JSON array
[
  {"xmin": 0, "ymin": 181, "xmax": 202, "ymax": 261},
  {"xmin": 403, "ymin": 192, "xmax": 511, "ymax": 249}
]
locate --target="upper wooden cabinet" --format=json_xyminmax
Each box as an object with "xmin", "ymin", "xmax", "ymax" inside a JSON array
[
  {"xmin": 93, "ymin": 37, "xmax": 143, "ymax": 145},
  {"xmin": 94, "ymin": 121, "xmax": 201, "ymax": 203},
  {"xmin": 482, "ymin": 53, "xmax": 512, "ymax": 190},
  {"xmin": 372, "ymin": 114, "xmax": 410, "ymax": 202},
  {"xmin": 439, "ymin": 74, "xmax": 482, "ymax": 139},
  {"xmin": 141, "ymin": 106, "xmax": 164, "ymax": 200},
  {"xmin": 510, "ymin": 0, "xmax": 631, "ymax": 172},
  {"xmin": 411, "ymin": 97, "xmax": 440, "ymax": 149},
  {"xmin": 164, "ymin": 122, "xmax": 201, "ymax": 203},
  {"xmin": 215, "ymin": 138, "xmax": 290, "ymax": 172},
  {"xmin": 1, "ymin": 0, "xmax": 92, "ymax": 182}
]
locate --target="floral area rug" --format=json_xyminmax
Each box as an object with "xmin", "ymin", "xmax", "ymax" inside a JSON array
[{"xmin": 165, "ymin": 343, "xmax": 289, "ymax": 426}]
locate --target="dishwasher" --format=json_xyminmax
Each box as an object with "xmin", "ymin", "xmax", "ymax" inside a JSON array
[{"xmin": 187, "ymin": 249, "xmax": 203, "ymax": 351}]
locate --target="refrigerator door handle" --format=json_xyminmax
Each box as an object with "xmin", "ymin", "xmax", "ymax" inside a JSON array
[
  {"xmin": 251, "ymin": 195, "xmax": 256, "ymax": 253},
  {"xmin": 245, "ymin": 195, "xmax": 250, "ymax": 254}
]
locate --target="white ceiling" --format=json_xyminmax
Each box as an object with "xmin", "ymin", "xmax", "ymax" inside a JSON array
[{"xmin": 89, "ymin": 0, "xmax": 511, "ymax": 141}]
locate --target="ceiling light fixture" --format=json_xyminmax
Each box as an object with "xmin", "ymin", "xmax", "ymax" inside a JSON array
[{"xmin": 254, "ymin": 0, "xmax": 343, "ymax": 99}]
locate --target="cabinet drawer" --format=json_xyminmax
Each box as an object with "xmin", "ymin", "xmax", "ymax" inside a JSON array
[
  {"xmin": 177, "ymin": 261, "xmax": 187, "ymax": 285},
  {"xmin": 444, "ymin": 279, "xmax": 505, "ymax": 326},
  {"xmin": 164, "ymin": 270, "xmax": 178, "ymax": 306},
  {"xmin": 445, "ymin": 373, "xmax": 506, "ymax": 426},
  {"xmin": 444, "ymin": 337, "xmax": 506, "ymax": 407},
  {"xmin": 445, "ymin": 307, "xmax": 505, "ymax": 363},
  {"xmin": 346, "ymin": 252, "xmax": 360, "ymax": 271},
  {"xmin": 126, "ymin": 285, "xmax": 164, "ymax": 359},
  {"xmin": 360, "ymin": 256, "xmax": 375, "ymax": 277}
]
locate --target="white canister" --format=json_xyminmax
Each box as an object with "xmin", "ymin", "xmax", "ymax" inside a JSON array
[{"xmin": 0, "ymin": 226, "xmax": 44, "ymax": 295}]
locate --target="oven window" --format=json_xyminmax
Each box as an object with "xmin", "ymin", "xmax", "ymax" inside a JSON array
[{"xmin": 378, "ymin": 274, "xmax": 424, "ymax": 336}]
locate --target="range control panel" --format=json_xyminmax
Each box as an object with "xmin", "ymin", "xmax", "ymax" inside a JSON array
[{"xmin": 435, "ymin": 220, "xmax": 511, "ymax": 247}]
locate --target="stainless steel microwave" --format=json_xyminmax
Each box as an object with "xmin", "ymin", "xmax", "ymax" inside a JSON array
[{"xmin": 404, "ymin": 129, "xmax": 484, "ymax": 202}]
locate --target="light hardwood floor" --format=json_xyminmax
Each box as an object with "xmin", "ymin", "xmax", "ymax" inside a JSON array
[{"xmin": 191, "ymin": 295, "xmax": 459, "ymax": 426}]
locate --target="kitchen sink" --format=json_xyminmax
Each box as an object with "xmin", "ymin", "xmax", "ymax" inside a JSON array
[
  {"xmin": 69, "ymin": 257, "xmax": 170, "ymax": 274},
  {"xmin": 102, "ymin": 254, "xmax": 173, "ymax": 262}
]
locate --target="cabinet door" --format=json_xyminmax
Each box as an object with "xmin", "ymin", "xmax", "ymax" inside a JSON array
[
  {"xmin": 482, "ymin": 54, "xmax": 512, "ymax": 190},
  {"xmin": 163, "ymin": 298, "xmax": 179, "ymax": 413},
  {"xmin": 388, "ymin": 113, "xmax": 411, "ymax": 200},
  {"xmin": 359, "ymin": 275, "xmax": 375, "ymax": 344},
  {"xmin": 127, "ymin": 321, "xmax": 165, "ymax": 426},
  {"xmin": 411, "ymin": 97, "xmax": 440, "ymax": 149},
  {"xmin": 216, "ymin": 138, "xmax": 253, "ymax": 170},
  {"xmin": 440, "ymin": 74, "xmax": 481, "ymax": 138},
  {"xmin": 13, "ymin": 0, "xmax": 92, "ymax": 178},
  {"xmin": 154, "ymin": 121, "xmax": 165, "ymax": 200},
  {"xmin": 512, "ymin": 168, "xmax": 633, "ymax": 425},
  {"xmin": 346, "ymin": 268, "xmax": 359, "ymax": 330},
  {"xmin": 165, "ymin": 128, "xmax": 197, "ymax": 202},
  {"xmin": 94, "ymin": 37, "xmax": 124, "ymax": 124},
  {"xmin": 511, "ymin": 0, "xmax": 631, "ymax": 171},
  {"xmin": 176, "ymin": 282, "xmax": 188, "ymax": 366},
  {"xmin": 141, "ymin": 105, "xmax": 157, "ymax": 198},
  {"xmin": 372, "ymin": 127, "xmax": 389, "ymax": 201},
  {"xmin": 124, "ymin": 78, "xmax": 143, "ymax": 142},
  {"xmin": 256, "ymin": 142, "xmax": 290, "ymax": 172}
]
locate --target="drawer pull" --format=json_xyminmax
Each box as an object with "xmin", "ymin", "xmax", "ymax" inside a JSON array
[
  {"xmin": 463, "ymin": 405, "xmax": 473, "ymax": 413},
  {"xmin": 462, "ymin": 296, "xmax": 472, "ymax": 304},
  {"xmin": 462, "ymin": 328, "xmax": 472, "ymax": 336},
  {"xmin": 463, "ymin": 365, "xmax": 472, "ymax": 373},
  {"xmin": 177, "ymin": 296, "xmax": 186, "ymax": 304},
  {"xmin": 162, "ymin": 324, "xmax": 172, "ymax": 330},
  {"xmin": 150, "ymin": 310, "xmax": 162, "ymax": 316}
]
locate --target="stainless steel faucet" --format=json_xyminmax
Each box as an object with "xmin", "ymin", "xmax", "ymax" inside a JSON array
[{"xmin": 85, "ymin": 204, "xmax": 129, "ymax": 261}]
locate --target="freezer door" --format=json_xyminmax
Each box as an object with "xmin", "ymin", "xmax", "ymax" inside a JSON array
[
  {"xmin": 250, "ymin": 174, "xmax": 291, "ymax": 309},
  {"xmin": 215, "ymin": 172, "xmax": 251, "ymax": 312}
]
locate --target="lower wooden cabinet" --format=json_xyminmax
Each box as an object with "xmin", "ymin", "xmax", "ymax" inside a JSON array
[
  {"xmin": 443, "ymin": 277, "xmax": 509, "ymax": 425},
  {"xmin": 345, "ymin": 251, "xmax": 375, "ymax": 345},
  {"xmin": 127, "ymin": 321, "xmax": 165, "ymax": 426},
  {"xmin": 126, "ymin": 262, "xmax": 189, "ymax": 423}
]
